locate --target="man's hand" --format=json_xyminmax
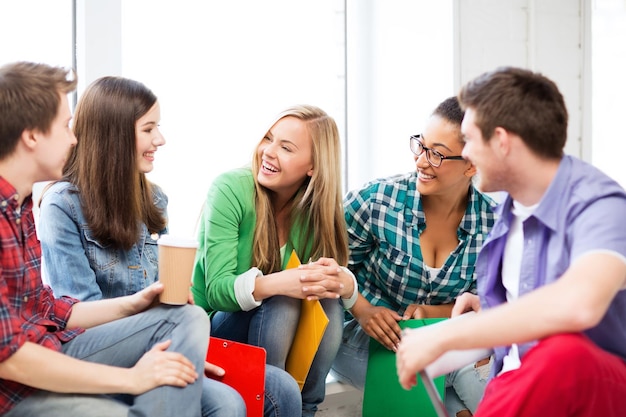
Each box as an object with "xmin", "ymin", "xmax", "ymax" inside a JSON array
[
  {"xmin": 67, "ymin": 282, "xmax": 165, "ymax": 329},
  {"xmin": 396, "ymin": 325, "xmax": 444, "ymax": 390},
  {"xmin": 452, "ymin": 293, "xmax": 481, "ymax": 317},
  {"xmin": 127, "ymin": 340, "xmax": 199, "ymax": 395}
]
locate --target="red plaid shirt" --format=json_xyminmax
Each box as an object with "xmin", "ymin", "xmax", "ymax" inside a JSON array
[{"xmin": 0, "ymin": 177, "xmax": 83, "ymax": 414}]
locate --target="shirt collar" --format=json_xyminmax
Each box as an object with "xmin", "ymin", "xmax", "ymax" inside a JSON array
[
  {"xmin": 459, "ymin": 185, "xmax": 491, "ymax": 235},
  {"xmin": 412, "ymin": 182, "xmax": 491, "ymax": 235},
  {"xmin": 493, "ymin": 156, "xmax": 569, "ymax": 234},
  {"xmin": 0, "ymin": 176, "xmax": 33, "ymax": 216},
  {"xmin": 529, "ymin": 156, "xmax": 569, "ymax": 232}
]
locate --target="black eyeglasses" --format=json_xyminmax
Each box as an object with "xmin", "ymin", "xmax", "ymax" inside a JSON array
[{"xmin": 409, "ymin": 134, "xmax": 465, "ymax": 168}]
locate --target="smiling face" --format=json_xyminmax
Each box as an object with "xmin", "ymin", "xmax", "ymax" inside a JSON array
[
  {"xmin": 461, "ymin": 107, "xmax": 505, "ymax": 193},
  {"xmin": 135, "ymin": 101, "xmax": 165, "ymax": 174},
  {"xmin": 256, "ymin": 115, "xmax": 314, "ymax": 200},
  {"xmin": 414, "ymin": 114, "xmax": 474, "ymax": 197}
]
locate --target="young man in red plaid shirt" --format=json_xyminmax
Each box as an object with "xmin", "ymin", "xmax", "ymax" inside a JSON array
[{"xmin": 0, "ymin": 61, "xmax": 210, "ymax": 417}]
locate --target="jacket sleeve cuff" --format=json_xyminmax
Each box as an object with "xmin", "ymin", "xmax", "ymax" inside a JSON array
[
  {"xmin": 340, "ymin": 266, "xmax": 358, "ymax": 310},
  {"xmin": 234, "ymin": 268, "xmax": 263, "ymax": 311}
]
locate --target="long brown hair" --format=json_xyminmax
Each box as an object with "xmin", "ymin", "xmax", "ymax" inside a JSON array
[
  {"xmin": 63, "ymin": 76, "xmax": 166, "ymax": 249},
  {"xmin": 251, "ymin": 105, "xmax": 348, "ymax": 273}
]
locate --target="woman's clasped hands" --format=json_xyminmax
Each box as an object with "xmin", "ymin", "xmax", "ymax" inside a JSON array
[{"xmin": 296, "ymin": 257, "xmax": 354, "ymax": 301}]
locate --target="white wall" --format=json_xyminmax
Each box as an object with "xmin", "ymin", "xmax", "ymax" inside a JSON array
[
  {"xmin": 75, "ymin": 0, "xmax": 122, "ymax": 95},
  {"xmin": 0, "ymin": 0, "xmax": 73, "ymax": 68},
  {"xmin": 455, "ymin": 0, "xmax": 588, "ymax": 160},
  {"xmin": 77, "ymin": 0, "xmax": 456, "ymax": 235},
  {"xmin": 345, "ymin": 1, "xmax": 455, "ymax": 189},
  {"xmin": 78, "ymin": 0, "xmax": 347, "ymax": 236},
  {"xmin": 591, "ymin": 0, "xmax": 626, "ymax": 188}
]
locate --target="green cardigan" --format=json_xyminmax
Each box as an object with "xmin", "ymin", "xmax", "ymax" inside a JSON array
[{"xmin": 191, "ymin": 167, "xmax": 312, "ymax": 315}]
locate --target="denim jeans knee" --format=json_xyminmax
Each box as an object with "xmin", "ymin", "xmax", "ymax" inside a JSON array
[
  {"xmin": 211, "ymin": 296, "xmax": 343, "ymax": 417},
  {"xmin": 444, "ymin": 356, "xmax": 492, "ymax": 415},
  {"xmin": 330, "ymin": 319, "xmax": 369, "ymax": 390},
  {"xmin": 264, "ymin": 365, "xmax": 302, "ymax": 417},
  {"xmin": 60, "ymin": 304, "xmax": 210, "ymax": 417},
  {"xmin": 202, "ymin": 377, "xmax": 246, "ymax": 417},
  {"xmin": 3, "ymin": 392, "xmax": 128, "ymax": 417}
]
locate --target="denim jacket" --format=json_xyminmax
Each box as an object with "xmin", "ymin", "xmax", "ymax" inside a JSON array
[{"xmin": 38, "ymin": 181, "xmax": 168, "ymax": 301}]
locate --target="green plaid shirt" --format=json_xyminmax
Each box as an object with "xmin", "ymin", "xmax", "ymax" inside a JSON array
[{"xmin": 344, "ymin": 172, "xmax": 497, "ymax": 314}]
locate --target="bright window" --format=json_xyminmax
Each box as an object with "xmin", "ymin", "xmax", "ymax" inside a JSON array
[
  {"xmin": 592, "ymin": 0, "xmax": 626, "ymax": 188},
  {"xmin": 120, "ymin": 0, "xmax": 346, "ymax": 235},
  {"xmin": 345, "ymin": 0, "xmax": 454, "ymax": 189},
  {"xmin": 0, "ymin": 1, "xmax": 73, "ymax": 69},
  {"xmin": 119, "ymin": 0, "xmax": 454, "ymax": 235},
  {"xmin": 1, "ymin": 1, "xmax": 454, "ymax": 237}
]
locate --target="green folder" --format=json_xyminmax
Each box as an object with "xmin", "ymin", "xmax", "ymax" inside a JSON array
[{"xmin": 363, "ymin": 318, "xmax": 446, "ymax": 417}]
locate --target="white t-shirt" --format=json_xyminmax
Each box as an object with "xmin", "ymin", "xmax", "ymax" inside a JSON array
[{"xmin": 499, "ymin": 200, "xmax": 537, "ymax": 375}]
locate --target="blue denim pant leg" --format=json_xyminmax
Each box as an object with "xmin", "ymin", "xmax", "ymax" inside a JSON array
[
  {"xmin": 330, "ymin": 319, "xmax": 370, "ymax": 390},
  {"xmin": 6, "ymin": 379, "xmax": 246, "ymax": 417},
  {"xmin": 60, "ymin": 304, "xmax": 210, "ymax": 417},
  {"xmin": 264, "ymin": 364, "xmax": 302, "ymax": 417},
  {"xmin": 444, "ymin": 356, "xmax": 492, "ymax": 415},
  {"xmin": 444, "ymin": 379, "xmax": 467, "ymax": 416},
  {"xmin": 202, "ymin": 377, "xmax": 246, "ymax": 417},
  {"xmin": 211, "ymin": 306, "xmax": 302, "ymax": 417},
  {"xmin": 3, "ymin": 391, "xmax": 129, "ymax": 417},
  {"xmin": 299, "ymin": 297, "xmax": 343, "ymax": 417},
  {"xmin": 248, "ymin": 296, "xmax": 343, "ymax": 417}
]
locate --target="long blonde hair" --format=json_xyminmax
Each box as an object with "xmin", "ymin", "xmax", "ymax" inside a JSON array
[{"xmin": 251, "ymin": 105, "xmax": 348, "ymax": 273}]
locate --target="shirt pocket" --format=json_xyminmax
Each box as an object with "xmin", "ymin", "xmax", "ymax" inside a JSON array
[
  {"xmin": 143, "ymin": 234, "xmax": 159, "ymax": 268},
  {"xmin": 83, "ymin": 228, "xmax": 120, "ymax": 270},
  {"xmin": 442, "ymin": 264, "xmax": 475, "ymax": 294},
  {"xmin": 378, "ymin": 241, "xmax": 411, "ymax": 279}
]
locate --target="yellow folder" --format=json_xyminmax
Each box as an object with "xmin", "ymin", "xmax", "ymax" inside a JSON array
[{"xmin": 284, "ymin": 250, "xmax": 329, "ymax": 390}]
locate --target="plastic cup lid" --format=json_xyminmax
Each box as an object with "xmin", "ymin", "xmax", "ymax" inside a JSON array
[{"xmin": 156, "ymin": 234, "xmax": 199, "ymax": 248}]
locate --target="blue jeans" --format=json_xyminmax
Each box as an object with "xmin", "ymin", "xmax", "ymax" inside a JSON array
[
  {"xmin": 202, "ymin": 377, "xmax": 246, "ymax": 417},
  {"xmin": 212, "ymin": 295, "xmax": 343, "ymax": 417},
  {"xmin": 5, "ymin": 305, "xmax": 211, "ymax": 417},
  {"xmin": 109, "ymin": 379, "xmax": 246, "ymax": 417},
  {"xmin": 4, "ymin": 385, "xmax": 246, "ymax": 417},
  {"xmin": 330, "ymin": 319, "xmax": 490, "ymax": 416}
]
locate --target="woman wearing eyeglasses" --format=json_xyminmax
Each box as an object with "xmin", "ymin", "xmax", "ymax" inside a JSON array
[{"xmin": 330, "ymin": 96, "xmax": 497, "ymax": 417}]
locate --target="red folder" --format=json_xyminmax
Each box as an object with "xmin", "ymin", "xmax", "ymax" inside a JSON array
[{"xmin": 205, "ymin": 337, "xmax": 266, "ymax": 417}]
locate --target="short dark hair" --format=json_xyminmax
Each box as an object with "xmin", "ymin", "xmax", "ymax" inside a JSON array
[
  {"xmin": 458, "ymin": 66, "xmax": 567, "ymax": 159},
  {"xmin": 431, "ymin": 96, "xmax": 465, "ymax": 142},
  {"xmin": 0, "ymin": 61, "xmax": 76, "ymax": 159},
  {"xmin": 432, "ymin": 96, "xmax": 464, "ymax": 127}
]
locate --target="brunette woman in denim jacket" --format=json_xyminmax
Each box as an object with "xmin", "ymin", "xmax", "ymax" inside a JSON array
[
  {"xmin": 39, "ymin": 77, "xmax": 168, "ymax": 301},
  {"xmin": 38, "ymin": 76, "xmax": 301, "ymax": 417}
]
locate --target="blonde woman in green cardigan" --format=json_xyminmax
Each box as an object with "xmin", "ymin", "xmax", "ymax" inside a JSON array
[{"xmin": 192, "ymin": 105, "xmax": 358, "ymax": 417}]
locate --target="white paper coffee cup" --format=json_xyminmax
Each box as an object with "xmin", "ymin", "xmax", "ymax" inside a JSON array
[{"xmin": 157, "ymin": 235, "xmax": 198, "ymax": 305}]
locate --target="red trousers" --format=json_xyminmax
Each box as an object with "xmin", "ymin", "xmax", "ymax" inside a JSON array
[{"xmin": 474, "ymin": 333, "xmax": 626, "ymax": 417}]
